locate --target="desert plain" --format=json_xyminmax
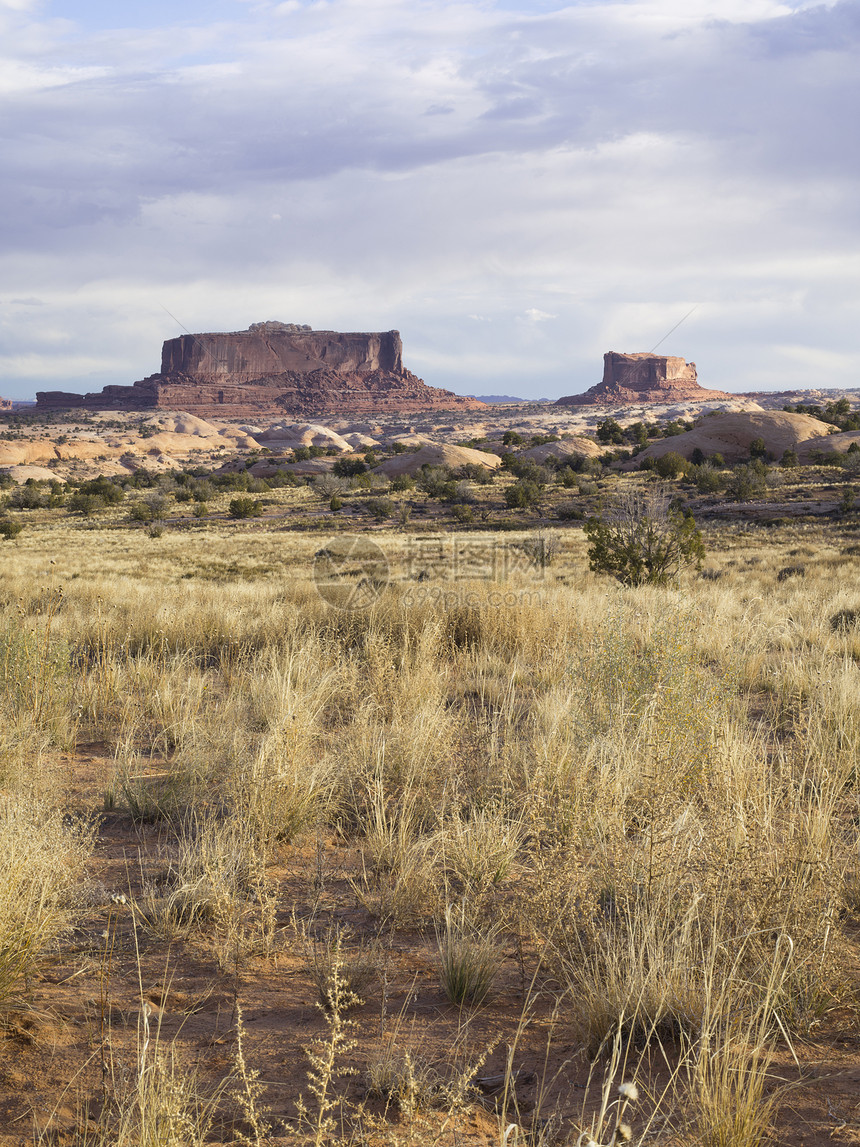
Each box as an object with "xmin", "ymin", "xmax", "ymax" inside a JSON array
[{"xmin": 2, "ymin": 394, "xmax": 860, "ymax": 1146}]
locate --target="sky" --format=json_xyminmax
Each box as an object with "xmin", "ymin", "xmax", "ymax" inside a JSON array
[{"xmin": 1, "ymin": 0, "xmax": 858, "ymax": 402}]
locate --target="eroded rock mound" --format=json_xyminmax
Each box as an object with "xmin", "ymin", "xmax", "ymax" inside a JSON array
[
  {"xmin": 36, "ymin": 325, "xmax": 485, "ymax": 416},
  {"xmin": 637, "ymin": 412, "xmax": 833, "ymax": 464},
  {"xmin": 557, "ymin": 352, "xmax": 732, "ymax": 406}
]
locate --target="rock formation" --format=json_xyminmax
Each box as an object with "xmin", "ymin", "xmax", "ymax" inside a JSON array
[
  {"xmin": 557, "ymin": 352, "xmax": 731, "ymax": 406},
  {"xmin": 0, "ymin": 398, "xmax": 12, "ymax": 412},
  {"xmin": 36, "ymin": 323, "xmax": 485, "ymax": 416}
]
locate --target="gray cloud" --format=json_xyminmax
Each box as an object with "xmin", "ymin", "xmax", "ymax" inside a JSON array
[{"xmin": 0, "ymin": 0, "xmax": 858, "ymax": 398}]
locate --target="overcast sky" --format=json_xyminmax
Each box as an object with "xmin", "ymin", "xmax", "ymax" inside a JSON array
[{"xmin": 1, "ymin": 0, "xmax": 858, "ymax": 401}]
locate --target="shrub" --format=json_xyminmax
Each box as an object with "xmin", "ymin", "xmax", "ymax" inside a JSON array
[
  {"xmin": 229, "ymin": 496, "xmax": 263, "ymax": 519},
  {"xmin": 77, "ymin": 476, "xmax": 124, "ymax": 505},
  {"xmin": 67, "ymin": 493, "xmax": 106, "ymax": 516},
  {"xmin": 8, "ymin": 483, "xmax": 47, "ymax": 510},
  {"xmin": 749, "ymin": 436, "xmax": 767, "ymax": 459},
  {"xmin": 654, "ymin": 451, "xmax": 688, "ymax": 479},
  {"xmin": 504, "ymin": 480, "xmax": 541, "ymax": 509},
  {"xmin": 690, "ymin": 464, "xmax": 726, "ymax": 495},
  {"xmin": 583, "ymin": 486, "xmax": 705, "ymax": 586},
  {"xmin": 597, "ymin": 418, "xmax": 624, "ymax": 445},
  {"xmin": 781, "ymin": 449, "xmax": 799, "ymax": 468},
  {"xmin": 727, "ymin": 465, "xmax": 767, "ymax": 502},
  {"xmin": 451, "ymin": 503, "xmax": 474, "ymax": 524},
  {"xmin": 0, "ymin": 519, "xmax": 23, "ymax": 540},
  {"xmin": 416, "ymin": 465, "xmax": 455, "ymax": 497},
  {"xmin": 557, "ymin": 503, "xmax": 584, "ymax": 521},
  {"xmin": 365, "ymin": 497, "xmax": 394, "ymax": 520},
  {"xmin": 390, "ymin": 474, "xmax": 416, "ymax": 492},
  {"xmin": 330, "ymin": 495, "xmax": 343, "ymax": 512},
  {"xmin": 502, "ymin": 430, "xmax": 524, "ymax": 445},
  {"xmin": 129, "ymin": 501, "xmax": 153, "ymax": 522},
  {"xmin": 333, "ymin": 456, "xmax": 368, "ymax": 477}
]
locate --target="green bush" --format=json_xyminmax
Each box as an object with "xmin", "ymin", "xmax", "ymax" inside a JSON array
[
  {"xmin": 333, "ymin": 456, "xmax": 368, "ymax": 477},
  {"xmin": 0, "ymin": 520, "xmax": 23, "ymax": 540},
  {"xmin": 76, "ymin": 476, "xmax": 124, "ymax": 505},
  {"xmin": 365, "ymin": 497, "xmax": 394, "ymax": 520},
  {"xmin": 504, "ymin": 480, "xmax": 541, "ymax": 509},
  {"xmin": 727, "ymin": 464, "xmax": 767, "ymax": 502},
  {"xmin": 416, "ymin": 465, "xmax": 455, "ymax": 497},
  {"xmin": 654, "ymin": 451, "xmax": 688, "ymax": 479},
  {"xmin": 229, "ymin": 496, "xmax": 263, "ymax": 519},
  {"xmin": 67, "ymin": 493, "xmax": 105, "ymax": 516},
  {"xmin": 451, "ymin": 503, "xmax": 474, "ymax": 524},
  {"xmin": 330, "ymin": 495, "xmax": 343, "ymax": 512},
  {"xmin": 690, "ymin": 464, "xmax": 725, "ymax": 495},
  {"xmin": 390, "ymin": 474, "xmax": 416, "ymax": 492},
  {"xmin": 129, "ymin": 501, "xmax": 153, "ymax": 522},
  {"xmin": 583, "ymin": 487, "xmax": 705, "ymax": 586}
]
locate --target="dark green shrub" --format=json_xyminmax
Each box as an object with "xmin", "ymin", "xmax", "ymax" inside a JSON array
[
  {"xmin": 330, "ymin": 495, "xmax": 343, "ymax": 512},
  {"xmin": 129, "ymin": 501, "xmax": 153, "ymax": 522},
  {"xmin": 416, "ymin": 465, "xmax": 456, "ymax": 497},
  {"xmin": 583, "ymin": 488, "xmax": 705, "ymax": 586},
  {"xmin": 728, "ymin": 465, "xmax": 767, "ymax": 502},
  {"xmin": 451, "ymin": 503, "xmax": 474, "ymax": 524},
  {"xmin": 654, "ymin": 451, "xmax": 688, "ymax": 479},
  {"xmin": 504, "ymin": 480, "xmax": 541, "ymax": 509},
  {"xmin": 0, "ymin": 520, "xmax": 23, "ymax": 540},
  {"xmin": 781, "ymin": 449, "xmax": 799, "ymax": 468},
  {"xmin": 229, "ymin": 496, "xmax": 263, "ymax": 519},
  {"xmin": 557, "ymin": 503, "xmax": 584, "ymax": 521},
  {"xmin": 77, "ymin": 477, "xmax": 124, "ymax": 505},
  {"xmin": 67, "ymin": 493, "xmax": 105, "ymax": 515},
  {"xmin": 390, "ymin": 474, "xmax": 416, "ymax": 492},
  {"xmin": 502, "ymin": 430, "xmax": 524, "ymax": 445},
  {"xmin": 333, "ymin": 457, "xmax": 368, "ymax": 477},
  {"xmin": 365, "ymin": 497, "xmax": 394, "ymax": 520}
]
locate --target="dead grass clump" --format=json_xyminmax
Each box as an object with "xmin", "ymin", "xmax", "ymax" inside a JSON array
[{"xmin": 0, "ymin": 797, "xmax": 93, "ymax": 1009}]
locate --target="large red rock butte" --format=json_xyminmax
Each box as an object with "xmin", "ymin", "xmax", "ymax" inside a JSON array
[
  {"xmin": 36, "ymin": 322, "xmax": 486, "ymax": 416},
  {"xmin": 556, "ymin": 351, "xmax": 732, "ymax": 406}
]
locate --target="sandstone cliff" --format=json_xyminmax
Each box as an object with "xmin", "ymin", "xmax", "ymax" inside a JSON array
[
  {"xmin": 36, "ymin": 323, "xmax": 485, "ymax": 416},
  {"xmin": 557, "ymin": 352, "xmax": 732, "ymax": 406}
]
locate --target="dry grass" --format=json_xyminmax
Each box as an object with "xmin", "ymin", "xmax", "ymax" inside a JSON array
[{"xmin": 3, "ymin": 515, "xmax": 860, "ymax": 1141}]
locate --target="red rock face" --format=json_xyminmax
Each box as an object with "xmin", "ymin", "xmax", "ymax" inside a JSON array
[
  {"xmin": 557, "ymin": 351, "xmax": 731, "ymax": 406},
  {"xmin": 36, "ymin": 325, "xmax": 485, "ymax": 415}
]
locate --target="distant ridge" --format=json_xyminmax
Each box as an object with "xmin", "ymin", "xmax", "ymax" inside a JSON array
[{"xmin": 470, "ymin": 394, "xmax": 553, "ymax": 404}]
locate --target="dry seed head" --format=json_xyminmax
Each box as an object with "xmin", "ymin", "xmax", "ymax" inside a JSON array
[
  {"xmin": 615, "ymin": 1124, "xmax": 632, "ymax": 1143},
  {"xmin": 618, "ymin": 1082, "xmax": 639, "ymax": 1101}
]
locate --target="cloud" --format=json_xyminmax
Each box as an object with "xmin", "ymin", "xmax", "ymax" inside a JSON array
[{"xmin": 0, "ymin": 0, "xmax": 857, "ymax": 398}]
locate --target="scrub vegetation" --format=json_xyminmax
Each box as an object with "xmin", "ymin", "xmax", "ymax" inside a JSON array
[{"xmin": 1, "ymin": 514, "xmax": 860, "ymax": 1144}]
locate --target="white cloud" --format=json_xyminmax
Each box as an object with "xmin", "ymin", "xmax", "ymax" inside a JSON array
[{"xmin": 0, "ymin": 0, "xmax": 857, "ymax": 398}]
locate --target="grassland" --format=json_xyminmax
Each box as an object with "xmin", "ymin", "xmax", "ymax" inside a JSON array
[{"xmin": 1, "ymin": 506, "xmax": 860, "ymax": 1145}]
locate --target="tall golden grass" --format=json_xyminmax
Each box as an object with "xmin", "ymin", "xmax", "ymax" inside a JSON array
[{"xmin": 4, "ymin": 518, "xmax": 860, "ymax": 1141}]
